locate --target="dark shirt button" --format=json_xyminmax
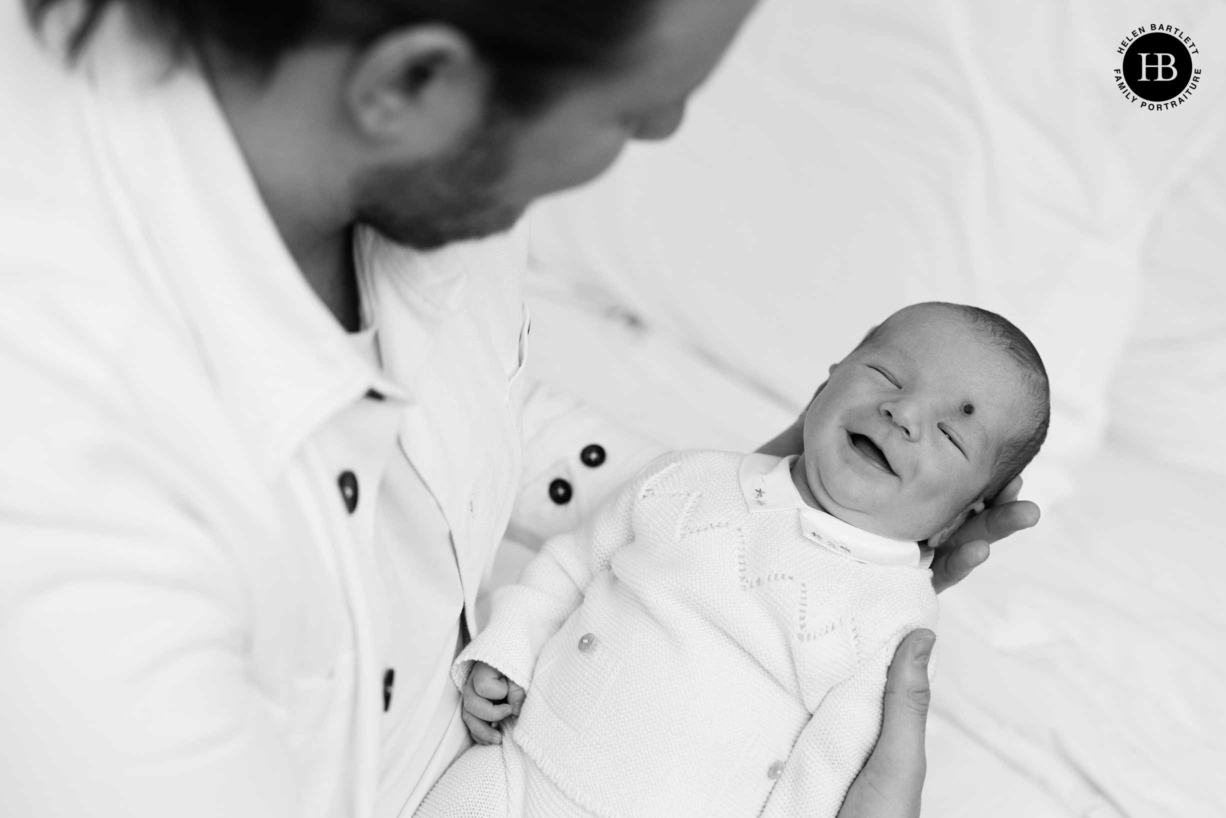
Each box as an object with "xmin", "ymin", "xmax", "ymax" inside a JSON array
[
  {"xmin": 580, "ymin": 444, "xmax": 607, "ymax": 468},
  {"xmin": 365, "ymin": 388, "xmax": 385, "ymax": 402},
  {"xmin": 383, "ymin": 668, "xmax": 395, "ymax": 712},
  {"xmin": 548, "ymin": 478, "xmax": 573, "ymax": 505},
  {"xmin": 338, "ymin": 471, "xmax": 359, "ymax": 514}
]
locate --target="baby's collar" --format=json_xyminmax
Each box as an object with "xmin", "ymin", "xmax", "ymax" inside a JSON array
[{"xmin": 739, "ymin": 453, "xmax": 932, "ymax": 569}]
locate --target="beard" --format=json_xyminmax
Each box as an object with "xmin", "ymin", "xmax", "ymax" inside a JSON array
[{"xmin": 353, "ymin": 112, "xmax": 525, "ymax": 250}]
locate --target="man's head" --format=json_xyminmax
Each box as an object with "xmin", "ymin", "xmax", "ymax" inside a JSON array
[
  {"xmin": 29, "ymin": 0, "xmax": 759, "ymax": 248},
  {"xmin": 795, "ymin": 302, "xmax": 1050, "ymax": 545}
]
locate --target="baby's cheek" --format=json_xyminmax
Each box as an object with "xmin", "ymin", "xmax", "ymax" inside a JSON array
[{"xmin": 906, "ymin": 481, "xmax": 966, "ymax": 532}]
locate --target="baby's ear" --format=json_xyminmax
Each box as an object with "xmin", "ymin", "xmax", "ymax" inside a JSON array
[
  {"xmin": 804, "ymin": 364, "xmax": 838, "ymax": 405},
  {"xmin": 928, "ymin": 497, "xmax": 988, "ymax": 548},
  {"xmin": 809, "ymin": 379, "xmax": 828, "ymax": 405}
]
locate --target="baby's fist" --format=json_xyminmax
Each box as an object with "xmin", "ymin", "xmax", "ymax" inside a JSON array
[{"xmin": 461, "ymin": 662, "xmax": 522, "ymax": 745}]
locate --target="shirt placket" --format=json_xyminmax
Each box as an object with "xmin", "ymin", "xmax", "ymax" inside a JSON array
[{"xmin": 315, "ymin": 386, "xmax": 405, "ymax": 709}]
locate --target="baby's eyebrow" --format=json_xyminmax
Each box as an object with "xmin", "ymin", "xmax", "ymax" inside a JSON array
[{"xmin": 879, "ymin": 342, "xmax": 913, "ymax": 361}]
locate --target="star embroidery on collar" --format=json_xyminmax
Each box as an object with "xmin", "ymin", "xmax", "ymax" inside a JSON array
[
  {"xmin": 754, "ymin": 487, "xmax": 766, "ymax": 506},
  {"xmin": 810, "ymin": 529, "xmax": 851, "ymax": 555}
]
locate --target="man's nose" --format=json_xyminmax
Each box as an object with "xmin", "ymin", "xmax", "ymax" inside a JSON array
[
  {"xmin": 881, "ymin": 399, "xmax": 921, "ymax": 441},
  {"xmin": 632, "ymin": 102, "xmax": 687, "ymax": 142}
]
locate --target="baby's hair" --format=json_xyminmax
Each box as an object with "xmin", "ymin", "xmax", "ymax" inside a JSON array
[{"xmin": 864, "ymin": 302, "xmax": 1051, "ymax": 501}]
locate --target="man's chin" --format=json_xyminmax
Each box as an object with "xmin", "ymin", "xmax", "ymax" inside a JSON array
[{"xmin": 377, "ymin": 206, "xmax": 526, "ymax": 251}]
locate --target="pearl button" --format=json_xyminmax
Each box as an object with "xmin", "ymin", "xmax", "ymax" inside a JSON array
[
  {"xmin": 767, "ymin": 760, "xmax": 785, "ymax": 780},
  {"xmin": 549, "ymin": 478, "xmax": 573, "ymax": 505},
  {"xmin": 577, "ymin": 633, "xmax": 595, "ymax": 652},
  {"xmin": 338, "ymin": 471, "xmax": 359, "ymax": 514},
  {"xmin": 580, "ymin": 444, "xmax": 606, "ymax": 468}
]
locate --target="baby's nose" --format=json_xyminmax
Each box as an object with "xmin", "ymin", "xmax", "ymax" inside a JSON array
[{"xmin": 881, "ymin": 403, "xmax": 919, "ymax": 441}]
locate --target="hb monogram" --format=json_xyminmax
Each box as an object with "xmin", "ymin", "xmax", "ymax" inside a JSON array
[{"xmin": 1137, "ymin": 53, "xmax": 1179, "ymax": 81}]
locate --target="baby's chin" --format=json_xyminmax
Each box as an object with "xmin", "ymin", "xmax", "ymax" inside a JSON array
[{"xmin": 798, "ymin": 453, "xmax": 945, "ymax": 543}]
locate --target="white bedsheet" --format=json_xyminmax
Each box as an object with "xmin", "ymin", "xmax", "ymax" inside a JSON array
[{"xmin": 925, "ymin": 445, "xmax": 1226, "ymax": 818}]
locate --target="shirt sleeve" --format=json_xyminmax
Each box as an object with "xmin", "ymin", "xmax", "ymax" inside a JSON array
[
  {"xmin": 507, "ymin": 379, "xmax": 666, "ymax": 549},
  {"xmin": 0, "ymin": 340, "xmax": 298, "ymax": 817},
  {"xmin": 455, "ymin": 455, "xmax": 665, "ymax": 691}
]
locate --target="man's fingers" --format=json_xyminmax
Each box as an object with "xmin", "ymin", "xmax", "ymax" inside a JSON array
[
  {"xmin": 930, "ymin": 540, "xmax": 989, "ymax": 594},
  {"xmin": 946, "ymin": 499, "xmax": 1040, "ymax": 548},
  {"xmin": 934, "ymin": 496, "xmax": 1039, "ymax": 593},
  {"xmin": 462, "ymin": 710, "xmax": 502, "ymax": 745},
  {"xmin": 992, "ymin": 475, "xmax": 1024, "ymax": 506}
]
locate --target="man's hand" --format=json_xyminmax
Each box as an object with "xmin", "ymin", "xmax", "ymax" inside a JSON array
[
  {"xmin": 460, "ymin": 661, "xmax": 525, "ymax": 745},
  {"xmin": 837, "ymin": 630, "xmax": 936, "ymax": 818},
  {"xmin": 757, "ymin": 412, "xmax": 1041, "ymax": 594},
  {"xmin": 930, "ymin": 474, "xmax": 1039, "ymax": 593}
]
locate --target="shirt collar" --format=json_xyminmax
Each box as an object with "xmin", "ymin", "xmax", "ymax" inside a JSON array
[
  {"xmin": 354, "ymin": 226, "xmax": 471, "ymax": 399},
  {"xmin": 83, "ymin": 8, "xmax": 439, "ymax": 478},
  {"xmin": 739, "ymin": 453, "xmax": 930, "ymax": 568}
]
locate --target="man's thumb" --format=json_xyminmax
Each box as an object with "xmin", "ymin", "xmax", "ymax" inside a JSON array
[
  {"xmin": 837, "ymin": 630, "xmax": 934, "ymax": 818},
  {"xmin": 877, "ymin": 629, "xmax": 935, "ymax": 768}
]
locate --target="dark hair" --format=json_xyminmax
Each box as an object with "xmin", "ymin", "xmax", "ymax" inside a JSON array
[
  {"xmin": 24, "ymin": 0, "xmax": 659, "ymax": 112},
  {"xmin": 864, "ymin": 302, "xmax": 1051, "ymax": 501}
]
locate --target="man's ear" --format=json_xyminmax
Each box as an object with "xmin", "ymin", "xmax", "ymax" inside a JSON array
[
  {"xmin": 927, "ymin": 497, "xmax": 988, "ymax": 548},
  {"xmin": 344, "ymin": 24, "xmax": 490, "ymax": 159}
]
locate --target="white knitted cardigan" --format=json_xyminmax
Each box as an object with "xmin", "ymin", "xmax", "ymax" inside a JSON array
[{"xmin": 456, "ymin": 451, "xmax": 939, "ymax": 817}]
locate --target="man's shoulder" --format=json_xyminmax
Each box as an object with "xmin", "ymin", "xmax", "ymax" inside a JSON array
[
  {"xmin": 0, "ymin": 237, "xmax": 215, "ymax": 487},
  {"xmin": 1, "ymin": 246, "xmax": 187, "ymax": 387}
]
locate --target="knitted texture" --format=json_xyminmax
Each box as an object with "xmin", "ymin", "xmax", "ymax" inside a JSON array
[
  {"xmin": 418, "ymin": 740, "xmax": 602, "ymax": 818},
  {"xmin": 444, "ymin": 451, "xmax": 938, "ymax": 817}
]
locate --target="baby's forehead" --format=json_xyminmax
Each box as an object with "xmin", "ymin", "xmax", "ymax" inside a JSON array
[
  {"xmin": 867, "ymin": 312, "xmax": 1035, "ymax": 426},
  {"xmin": 869, "ymin": 307, "xmax": 994, "ymax": 357},
  {"xmin": 879, "ymin": 303, "xmax": 976, "ymax": 335}
]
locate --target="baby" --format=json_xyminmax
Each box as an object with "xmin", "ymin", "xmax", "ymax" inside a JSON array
[{"xmin": 418, "ymin": 302, "xmax": 1050, "ymax": 818}]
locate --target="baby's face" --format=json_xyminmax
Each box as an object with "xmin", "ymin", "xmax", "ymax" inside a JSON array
[{"xmin": 796, "ymin": 305, "xmax": 1028, "ymax": 543}]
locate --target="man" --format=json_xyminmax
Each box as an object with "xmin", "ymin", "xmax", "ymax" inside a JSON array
[{"xmin": 0, "ymin": 0, "xmax": 1037, "ymax": 816}]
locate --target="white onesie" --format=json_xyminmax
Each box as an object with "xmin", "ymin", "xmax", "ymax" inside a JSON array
[{"xmin": 418, "ymin": 450, "xmax": 938, "ymax": 818}]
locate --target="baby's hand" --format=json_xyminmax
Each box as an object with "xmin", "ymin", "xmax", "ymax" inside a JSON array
[{"xmin": 461, "ymin": 661, "xmax": 526, "ymax": 745}]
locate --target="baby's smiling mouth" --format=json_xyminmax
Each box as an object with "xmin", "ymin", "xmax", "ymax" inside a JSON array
[{"xmin": 849, "ymin": 432, "xmax": 896, "ymax": 475}]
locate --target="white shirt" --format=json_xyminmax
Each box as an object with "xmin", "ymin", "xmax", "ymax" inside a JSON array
[
  {"xmin": 0, "ymin": 6, "xmax": 662, "ymax": 818},
  {"xmin": 331, "ymin": 326, "xmax": 469, "ymax": 816}
]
